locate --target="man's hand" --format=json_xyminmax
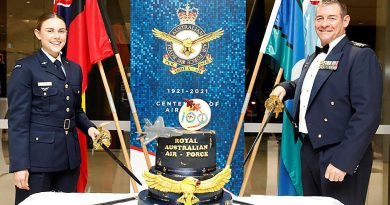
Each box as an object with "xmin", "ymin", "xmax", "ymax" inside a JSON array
[
  {"xmin": 325, "ymin": 163, "xmax": 347, "ymax": 182},
  {"xmin": 270, "ymin": 86, "xmax": 286, "ymax": 102},
  {"xmin": 88, "ymin": 127, "xmax": 100, "ymax": 141},
  {"xmin": 14, "ymin": 170, "xmax": 30, "ymax": 190}
]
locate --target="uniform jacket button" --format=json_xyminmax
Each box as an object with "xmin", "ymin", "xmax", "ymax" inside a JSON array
[
  {"xmin": 324, "ymin": 118, "xmax": 328, "ymax": 122},
  {"xmin": 66, "ymin": 108, "xmax": 70, "ymax": 112},
  {"xmin": 65, "ymin": 84, "xmax": 69, "ymax": 88},
  {"xmin": 66, "ymin": 96, "xmax": 70, "ymax": 100},
  {"xmin": 330, "ymin": 101, "xmax": 335, "ymax": 106},
  {"xmin": 35, "ymin": 137, "xmax": 39, "ymax": 141},
  {"xmin": 318, "ymin": 134, "xmax": 322, "ymax": 138}
]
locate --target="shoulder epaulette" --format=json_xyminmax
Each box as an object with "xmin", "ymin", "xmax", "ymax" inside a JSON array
[
  {"xmin": 350, "ymin": 41, "xmax": 369, "ymax": 48},
  {"xmin": 14, "ymin": 64, "xmax": 22, "ymax": 69}
]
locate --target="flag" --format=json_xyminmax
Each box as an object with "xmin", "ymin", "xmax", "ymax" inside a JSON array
[
  {"xmin": 259, "ymin": 0, "xmax": 307, "ymax": 196},
  {"xmin": 303, "ymin": 0, "xmax": 320, "ymax": 56},
  {"xmin": 54, "ymin": 0, "xmax": 114, "ymax": 192}
]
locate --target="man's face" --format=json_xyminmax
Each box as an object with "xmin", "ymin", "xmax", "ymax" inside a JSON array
[
  {"xmin": 315, "ymin": 3, "xmax": 350, "ymax": 46},
  {"xmin": 34, "ymin": 17, "xmax": 67, "ymax": 58}
]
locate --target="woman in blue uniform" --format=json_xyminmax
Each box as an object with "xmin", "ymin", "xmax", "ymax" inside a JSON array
[{"xmin": 7, "ymin": 13, "xmax": 99, "ymax": 204}]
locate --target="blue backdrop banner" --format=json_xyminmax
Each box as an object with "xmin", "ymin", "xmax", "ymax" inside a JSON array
[{"xmin": 130, "ymin": 0, "xmax": 245, "ymax": 194}]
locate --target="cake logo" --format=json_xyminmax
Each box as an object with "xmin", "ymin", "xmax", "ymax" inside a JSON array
[
  {"xmin": 152, "ymin": 3, "xmax": 224, "ymax": 74},
  {"xmin": 179, "ymin": 98, "xmax": 211, "ymax": 130}
]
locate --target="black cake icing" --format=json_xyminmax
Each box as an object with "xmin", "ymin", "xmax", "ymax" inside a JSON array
[
  {"xmin": 138, "ymin": 130, "xmax": 232, "ymax": 204},
  {"xmin": 155, "ymin": 130, "xmax": 216, "ymax": 175}
]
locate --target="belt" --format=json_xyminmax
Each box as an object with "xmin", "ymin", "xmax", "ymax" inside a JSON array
[{"xmin": 30, "ymin": 115, "xmax": 76, "ymax": 130}]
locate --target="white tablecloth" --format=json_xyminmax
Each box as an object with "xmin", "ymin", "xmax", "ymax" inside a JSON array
[{"xmin": 20, "ymin": 192, "xmax": 344, "ymax": 205}]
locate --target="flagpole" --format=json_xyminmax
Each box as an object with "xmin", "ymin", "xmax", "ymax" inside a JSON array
[
  {"xmin": 239, "ymin": 68, "xmax": 283, "ymax": 196},
  {"xmin": 225, "ymin": 0, "xmax": 282, "ymax": 167},
  {"xmin": 246, "ymin": 0, "xmax": 258, "ymax": 31},
  {"xmin": 97, "ymin": 0, "xmax": 151, "ymax": 169},
  {"xmin": 226, "ymin": 51, "xmax": 263, "ymax": 167},
  {"xmin": 97, "ymin": 61, "xmax": 139, "ymax": 192}
]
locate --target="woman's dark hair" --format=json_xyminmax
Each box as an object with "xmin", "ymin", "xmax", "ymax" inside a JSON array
[{"xmin": 35, "ymin": 12, "xmax": 66, "ymax": 30}]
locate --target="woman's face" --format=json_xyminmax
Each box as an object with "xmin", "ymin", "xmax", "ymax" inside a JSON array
[{"xmin": 34, "ymin": 17, "xmax": 67, "ymax": 58}]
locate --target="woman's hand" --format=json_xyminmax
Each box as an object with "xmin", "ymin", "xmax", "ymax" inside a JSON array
[
  {"xmin": 14, "ymin": 170, "xmax": 30, "ymax": 190},
  {"xmin": 88, "ymin": 127, "xmax": 100, "ymax": 141}
]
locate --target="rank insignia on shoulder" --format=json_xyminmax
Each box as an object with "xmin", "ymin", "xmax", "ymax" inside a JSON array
[
  {"xmin": 350, "ymin": 41, "xmax": 369, "ymax": 48},
  {"xmin": 14, "ymin": 64, "xmax": 22, "ymax": 69}
]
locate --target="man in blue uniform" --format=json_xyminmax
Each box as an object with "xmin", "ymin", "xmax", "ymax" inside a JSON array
[
  {"xmin": 7, "ymin": 13, "xmax": 100, "ymax": 204},
  {"xmin": 271, "ymin": 1, "xmax": 382, "ymax": 205}
]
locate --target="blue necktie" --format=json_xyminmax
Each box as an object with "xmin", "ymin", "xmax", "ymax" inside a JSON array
[{"xmin": 54, "ymin": 60, "xmax": 65, "ymax": 76}]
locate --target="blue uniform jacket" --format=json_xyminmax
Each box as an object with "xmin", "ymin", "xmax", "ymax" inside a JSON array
[
  {"xmin": 8, "ymin": 49, "xmax": 95, "ymax": 173},
  {"xmin": 280, "ymin": 37, "xmax": 382, "ymax": 175}
]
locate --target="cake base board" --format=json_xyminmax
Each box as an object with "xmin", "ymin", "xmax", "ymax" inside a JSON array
[{"xmin": 137, "ymin": 190, "xmax": 233, "ymax": 205}]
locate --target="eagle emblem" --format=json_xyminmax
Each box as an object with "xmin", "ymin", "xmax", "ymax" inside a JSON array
[
  {"xmin": 152, "ymin": 2, "xmax": 224, "ymax": 74},
  {"xmin": 152, "ymin": 28, "xmax": 223, "ymax": 57},
  {"xmin": 143, "ymin": 166, "xmax": 231, "ymax": 205}
]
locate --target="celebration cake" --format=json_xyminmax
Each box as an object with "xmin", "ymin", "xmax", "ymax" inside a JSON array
[
  {"xmin": 138, "ymin": 99, "xmax": 232, "ymax": 205},
  {"xmin": 138, "ymin": 130, "xmax": 232, "ymax": 205}
]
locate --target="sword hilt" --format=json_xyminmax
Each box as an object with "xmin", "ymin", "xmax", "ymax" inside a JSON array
[
  {"xmin": 265, "ymin": 95, "xmax": 284, "ymax": 118},
  {"xmin": 93, "ymin": 122, "xmax": 112, "ymax": 150}
]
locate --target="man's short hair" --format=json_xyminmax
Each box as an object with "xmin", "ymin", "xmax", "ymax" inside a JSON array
[{"xmin": 319, "ymin": 0, "xmax": 348, "ymax": 17}]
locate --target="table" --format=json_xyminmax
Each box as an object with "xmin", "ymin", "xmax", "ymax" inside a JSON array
[{"xmin": 20, "ymin": 191, "xmax": 344, "ymax": 205}]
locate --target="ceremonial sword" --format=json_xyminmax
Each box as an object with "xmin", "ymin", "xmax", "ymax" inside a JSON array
[
  {"xmin": 94, "ymin": 123, "xmax": 142, "ymax": 186},
  {"xmin": 99, "ymin": 141, "xmax": 142, "ymax": 186},
  {"xmin": 243, "ymin": 95, "xmax": 284, "ymax": 167},
  {"xmin": 243, "ymin": 107, "xmax": 275, "ymax": 166}
]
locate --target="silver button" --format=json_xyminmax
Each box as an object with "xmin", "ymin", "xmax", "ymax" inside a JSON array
[
  {"xmin": 35, "ymin": 137, "xmax": 39, "ymax": 141},
  {"xmin": 318, "ymin": 134, "xmax": 322, "ymax": 138},
  {"xmin": 65, "ymin": 84, "xmax": 69, "ymax": 89},
  {"xmin": 43, "ymin": 92, "xmax": 47, "ymax": 96},
  {"xmin": 66, "ymin": 96, "xmax": 70, "ymax": 100},
  {"xmin": 324, "ymin": 118, "xmax": 328, "ymax": 122},
  {"xmin": 66, "ymin": 108, "xmax": 70, "ymax": 112},
  {"xmin": 77, "ymin": 90, "xmax": 80, "ymax": 94},
  {"xmin": 65, "ymin": 131, "xmax": 69, "ymax": 135},
  {"xmin": 330, "ymin": 101, "xmax": 335, "ymax": 106}
]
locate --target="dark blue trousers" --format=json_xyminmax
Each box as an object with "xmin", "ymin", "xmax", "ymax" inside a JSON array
[
  {"xmin": 300, "ymin": 136, "xmax": 372, "ymax": 205},
  {"xmin": 14, "ymin": 167, "xmax": 80, "ymax": 205}
]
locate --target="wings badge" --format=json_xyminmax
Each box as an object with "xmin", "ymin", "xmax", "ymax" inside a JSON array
[
  {"xmin": 143, "ymin": 166, "xmax": 231, "ymax": 205},
  {"xmin": 152, "ymin": 3, "xmax": 224, "ymax": 75},
  {"xmin": 152, "ymin": 28, "xmax": 223, "ymax": 57}
]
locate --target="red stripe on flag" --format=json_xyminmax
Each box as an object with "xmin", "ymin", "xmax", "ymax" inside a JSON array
[
  {"xmin": 85, "ymin": 0, "xmax": 113, "ymax": 64},
  {"xmin": 55, "ymin": 0, "xmax": 114, "ymax": 192},
  {"xmin": 76, "ymin": 129, "xmax": 88, "ymax": 192}
]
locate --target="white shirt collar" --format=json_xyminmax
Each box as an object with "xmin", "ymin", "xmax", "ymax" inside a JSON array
[
  {"xmin": 41, "ymin": 48, "xmax": 62, "ymax": 64},
  {"xmin": 326, "ymin": 34, "xmax": 346, "ymax": 54}
]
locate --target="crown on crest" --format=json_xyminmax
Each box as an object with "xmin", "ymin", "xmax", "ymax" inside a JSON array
[{"xmin": 176, "ymin": 3, "xmax": 199, "ymax": 25}]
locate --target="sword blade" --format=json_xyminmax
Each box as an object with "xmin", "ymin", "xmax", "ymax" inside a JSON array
[
  {"xmin": 243, "ymin": 107, "xmax": 275, "ymax": 166},
  {"xmin": 100, "ymin": 143, "xmax": 143, "ymax": 186}
]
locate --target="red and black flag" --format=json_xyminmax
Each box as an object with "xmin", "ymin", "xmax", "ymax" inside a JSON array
[{"xmin": 53, "ymin": 0, "xmax": 114, "ymax": 192}]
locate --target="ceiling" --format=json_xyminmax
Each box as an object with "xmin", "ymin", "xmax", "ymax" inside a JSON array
[{"xmin": 0, "ymin": 0, "xmax": 381, "ymax": 62}]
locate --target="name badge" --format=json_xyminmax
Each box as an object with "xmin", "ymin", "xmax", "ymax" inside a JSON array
[
  {"xmin": 319, "ymin": 61, "xmax": 339, "ymax": 70},
  {"xmin": 38, "ymin": 82, "xmax": 53, "ymax": 87}
]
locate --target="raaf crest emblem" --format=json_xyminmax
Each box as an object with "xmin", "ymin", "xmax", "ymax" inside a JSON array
[{"xmin": 152, "ymin": 3, "xmax": 223, "ymax": 74}]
